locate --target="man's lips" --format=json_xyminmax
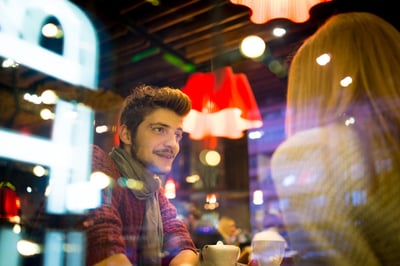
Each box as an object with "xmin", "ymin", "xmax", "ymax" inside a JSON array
[{"xmin": 153, "ymin": 150, "xmax": 175, "ymax": 159}]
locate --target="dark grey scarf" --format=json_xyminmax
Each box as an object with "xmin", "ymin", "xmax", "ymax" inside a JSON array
[{"xmin": 109, "ymin": 147, "xmax": 164, "ymax": 265}]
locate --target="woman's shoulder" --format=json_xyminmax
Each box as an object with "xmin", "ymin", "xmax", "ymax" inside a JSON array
[
  {"xmin": 273, "ymin": 123, "xmax": 359, "ymax": 157},
  {"xmin": 271, "ymin": 123, "xmax": 367, "ymax": 186}
]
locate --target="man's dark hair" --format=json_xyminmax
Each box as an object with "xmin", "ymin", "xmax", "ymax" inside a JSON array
[{"xmin": 119, "ymin": 84, "xmax": 192, "ymax": 146}]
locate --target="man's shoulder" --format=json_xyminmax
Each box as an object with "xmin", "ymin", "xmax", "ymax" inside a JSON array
[{"xmin": 91, "ymin": 145, "xmax": 120, "ymax": 178}]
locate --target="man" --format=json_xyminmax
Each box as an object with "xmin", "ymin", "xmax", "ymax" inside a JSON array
[{"xmin": 83, "ymin": 85, "xmax": 199, "ymax": 266}]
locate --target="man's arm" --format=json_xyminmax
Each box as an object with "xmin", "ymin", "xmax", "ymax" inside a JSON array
[
  {"xmin": 85, "ymin": 145, "xmax": 135, "ymax": 265},
  {"xmin": 158, "ymin": 189, "xmax": 199, "ymax": 265},
  {"xmin": 93, "ymin": 253, "xmax": 132, "ymax": 266},
  {"xmin": 169, "ymin": 249, "xmax": 199, "ymax": 266}
]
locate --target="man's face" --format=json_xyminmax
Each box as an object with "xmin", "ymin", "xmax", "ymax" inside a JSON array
[{"xmin": 132, "ymin": 108, "xmax": 184, "ymax": 175}]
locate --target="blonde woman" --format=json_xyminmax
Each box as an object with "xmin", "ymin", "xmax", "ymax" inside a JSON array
[
  {"xmin": 217, "ymin": 216, "xmax": 240, "ymax": 245},
  {"xmin": 271, "ymin": 12, "xmax": 400, "ymax": 266}
]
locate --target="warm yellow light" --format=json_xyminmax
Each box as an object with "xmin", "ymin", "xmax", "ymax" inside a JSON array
[
  {"xmin": 316, "ymin": 53, "xmax": 331, "ymax": 66},
  {"xmin": 205, "ymin": 150, "xmax": 221, "ymax": 166},
  {"xmin": 41, "ymin": 23, "xmax": 63, "ymax": 38},
  {"xmin": 13, "ymin": 224, "xmax": 22, "ymax": 234},
  {"xmin": 186, "ymin": 174, "xmax": 200, "ymax": 183},
  {"xmin": 17, "ymin": 240, "xmax": 41, "ymax": 256},
  {"xmin": 240, "ymin": 35, "xmax": 266, "ymax": 58},
  {"xmin": 2, "ymin": 58, "xmax": 18, "ymax": 68},
  {"xmin": 90, "ymin": 171, "xmax": 111, "ymax": 189},
  {"xmin": 340, "ymin": 76, "xmax": 353, "ymax": 87},
  {"xmin": 272, "ymin": 27, "xmax": 286, "ymax": 37},
  {"xmin": 41, "ymin": 90, "xmax": 58, "ymax": 104},
  {"xmin": 95, "ymin": 125, "xmax": 109, "ymax": 134},
  {"xmin": 33, "ymin": 165, "xmax": 47, "ymax": 177},
  {"xmin": 40, "ymin": 108, "xmax": 54, "ymax": 120},
  {"xmin": 200, "ymin": 149, "xmax": 221, "ymax": 166},
  {"xmin": 204, "ymin": 193, "xmax": 219, "ymax": 210},
  {"xmin": 206, "ymin": 193, "xmax": 217, "ymax": 204},
  {"xmin": 126, "ymin": 179, "xmax": 144, "ymax": 190}
]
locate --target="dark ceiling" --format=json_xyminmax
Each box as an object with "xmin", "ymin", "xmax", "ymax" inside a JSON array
[
  {"xmin": 69, "ymin": 0, "xmax": 399, "ymax": 98},
  {"xmin": 0, "ymin": 0, "xmax": 398, "ymax": 133}
]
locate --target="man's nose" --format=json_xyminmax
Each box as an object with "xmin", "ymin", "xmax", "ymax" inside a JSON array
[{"xmin": 164, "ymin": 132, "xmax": 180, "ymax": 148}]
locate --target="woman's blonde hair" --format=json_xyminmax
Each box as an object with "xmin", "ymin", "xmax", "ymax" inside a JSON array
[
  {"xmin": 287, "ymin": 12, "xmax": 400, "ymax": 136},
  {"xmin": 286, "ymin": 12, "xmax": 400, "ymax": 194}
]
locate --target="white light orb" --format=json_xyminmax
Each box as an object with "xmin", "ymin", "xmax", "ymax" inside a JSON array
[
  {"xmin": 205, "ymin": 150, "xmax": 221, "ymax": 166},
  {"xmin": 240, "ymin": 35, "xmax": 266, "ymax": 58},
  {"xmin": 272, "ymin": 27, "xmax": 286, "ymax": 37},
  {"xmin": 41, "ymin": 90, "xmax": 58, "ymax": 104}
]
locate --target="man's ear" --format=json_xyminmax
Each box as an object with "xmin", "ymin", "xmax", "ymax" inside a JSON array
[{"xmin": 119, "ymin": 124, "xmax": 132, "ymax": 145}]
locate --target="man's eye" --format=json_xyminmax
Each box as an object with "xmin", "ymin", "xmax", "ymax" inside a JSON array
[{"xmin": 152, "ymin": 126, "xmax": 166, "ymax": 134}]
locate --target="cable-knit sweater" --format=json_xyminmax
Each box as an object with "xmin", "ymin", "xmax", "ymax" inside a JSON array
[{"xmin": 83, "ymin": 145, "xmax": 196, "ymax": 266}]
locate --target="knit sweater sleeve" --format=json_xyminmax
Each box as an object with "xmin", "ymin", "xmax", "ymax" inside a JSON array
[
  {"xmin": 158, "ymin": 188, "xmax": 197, "ymax": 264},
  {"xmin": 82, "ymin": 145, "xmax": 129, "ymax": 266}
]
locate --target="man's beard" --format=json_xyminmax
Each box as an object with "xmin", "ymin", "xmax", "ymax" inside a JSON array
[{"xmin": 129, "ymin": 144, "xmax": 166, "ymax": 177}]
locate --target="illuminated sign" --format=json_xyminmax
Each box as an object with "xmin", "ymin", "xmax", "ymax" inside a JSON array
[
  {"xmin": 0, "ymin": 1, "xmax": 101, "ymax": 265},
  {"xmin": 0, "ymin": 0, "xmax": 98, "ymax": 88},
  {"xmin": 0, "ymin": 0, "xmax": 100, "ymax": 214}
]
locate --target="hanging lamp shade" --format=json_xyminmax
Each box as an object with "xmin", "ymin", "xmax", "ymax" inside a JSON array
[
  {"xmin": 182, "ymin": 66, "xmax": 263, "ymax": 140},
  {"xmin": 230, "ymin": 0, "xmax": 332, "ymax": 24},
  {"xmin": 0, "ymin": 184, "xmax": 20, "ymax": 222}
]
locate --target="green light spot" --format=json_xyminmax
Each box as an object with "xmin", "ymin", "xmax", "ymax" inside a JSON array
[{"xmin": 131, "ymin": 47, "xmax": 160, "ymax": 62}]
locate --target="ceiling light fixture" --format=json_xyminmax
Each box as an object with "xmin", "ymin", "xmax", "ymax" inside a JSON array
[
  {"xmin": 182, "ymin": 66, "xmax": 263, "ymax": 139},
  {"xmin": 230, "ymin": 0, "xmax": 332, "ymax": 24}
]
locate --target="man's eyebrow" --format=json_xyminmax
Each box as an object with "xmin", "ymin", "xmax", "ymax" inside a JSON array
[
  {"xmin": 150, "ymin": 122, "xmax": 169, "ymax": 128},
  {"xmin": 150, "ymin": 122, "xmax": 183, "ymax": 132}
]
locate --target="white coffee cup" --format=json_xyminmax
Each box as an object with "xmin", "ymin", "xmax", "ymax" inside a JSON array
[{"xmin": 201, "ymin": 241, "xmax": 240, "ymax": 266}]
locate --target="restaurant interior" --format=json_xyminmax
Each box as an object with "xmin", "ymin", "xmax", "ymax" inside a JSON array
[{"xmin": 0, "ymin": 0, "xmax": 398, "ymax": 265}]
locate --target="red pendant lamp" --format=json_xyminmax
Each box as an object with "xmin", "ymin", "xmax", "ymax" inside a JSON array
[
  {"xmin": 182, "ymin": 66, "xmax": 262, "ymax": 140},
  {"xmin": 0, "ymin": 182, "xmax": 20, "ymax": 223},
  {"xmin": 230, "ymin": 0, "xmax": 332, "ymax": 24}
]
